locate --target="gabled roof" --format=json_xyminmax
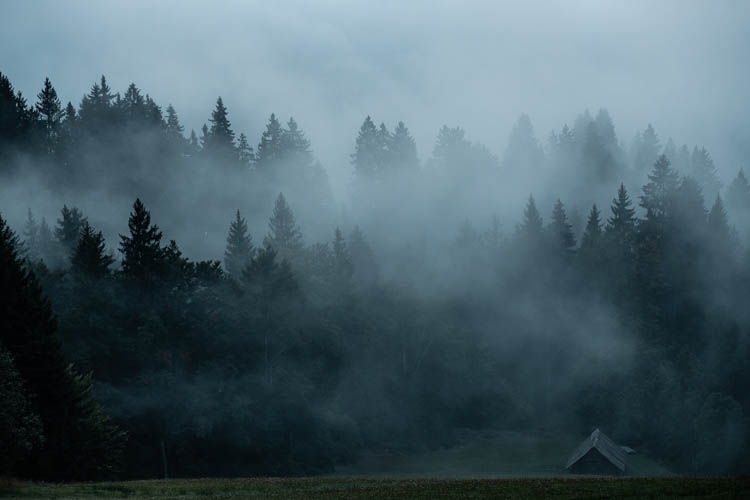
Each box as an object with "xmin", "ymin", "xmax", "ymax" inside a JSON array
[{"xmin": 565, "ymin": 428, "xmax": 627, "ymax": 472}]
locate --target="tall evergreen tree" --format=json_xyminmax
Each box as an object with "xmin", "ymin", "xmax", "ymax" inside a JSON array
[
  {"xmin": 518, "ymin": 195, "xmax": 543, "ymax": 241},
  {"xmin": 726, "ymin": 168, "xmax": 750, "ymax": 213},
  {"xmin": 203, "ymin": 97, "xmax": 236, "ymax": 160},
  {"xmin": 55, "ymin": 205, "xmax": 87, "ymax": 255},
  {"xmin": 549, "ymin": 199, "xmax": 576, "ymax": 255},
  {"xmin": 256, "ymin": 113, "xmax": 284, "ymax": 170},
  {"xmin": 690, "ymin": 146, "xmax": 721, "ymax": 201},
  {"xmin": 389, "ymin": 121, "xmax": 418, "ymax": 172},
  {"xmin": 164, "ymin": 104, "xmax": 185, "ymax": 150},
  {"xmin": 632, "ymin": 123, "xmax": 660, "ymax": 173},
  {"xmin": 265, "ymin": 193, "xmax": 302, "ymax": 253},
  {"xmin": 640, "ymin": 155, "xmax": 680, "ymax": 227},
  {"xmin": 708, "ymin": 195, "xmax": 733, "ymax": 244},
  {"xmin": 224, "ymin": 209, "xmax": 253, "ymax": 277},
  {"xmin": 237, "ymin": 133, "xmax": 254, "ymax": 168},
  {"xmin": 0, "ymin": 214, "xmax": 124, "ymax": 479},
  {"xmin": 22, "ymin": 208, "xmax": 39, "ymax": 261},
  {"xmin": 118, "ymin": 199, "xmax": 165, "ymax": 280},
  {"xmin": 35, "ymin": 77, "xmax": 63, "ymax": 155},
  {"xmin": 502, "ymin": 114, "xmax": 543, "ymax": 171},
  {"xmin": 606, "ymin": 183, "xmax": 637, "ymax": 247},
  {"xmin": 348, "ymin": 225, "xmax": 378, "ymax": 287},
  {"xmin": 580, "ymin": 204, "xmax": 603, "ymax": 251},
  {"xmin": 332, "ymin": 227, "xmax": 353, "ymax": 280},
  {"xmin": 70, "ymin": 221, "xmax": 114, "ymax": 279},
  {"xmin": 351, "ymin": 116, "xmax": 381, "ymax": 179}
]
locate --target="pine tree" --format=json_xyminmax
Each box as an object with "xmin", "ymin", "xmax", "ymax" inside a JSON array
[
  {"xmin": 549, "ymin": 199, "xmax": 576, "ymax": 255},
  {"xmin": 0, "ymin": 214, "xmax": 124, "ymax": 479},
  {"xmin": 726, "ymin": 168, "xmax": 750, "ymax": 213},
  {"xmin": 501, "ymin": 114, "xmax": 543, "ymax": 171},
  {"xmin": 281, "ymin": 117, "xmax": 312, "ymax": 163},
  {"xmin": 0, "ymin": 343, "xmax": 44, "ymax": 475},
  {"xmin": 35, "ymin": 77, "xmax": 63, "ymax": 155},
  {"xmin": 606, "ymin": 183, "xmax": 637, "ymax": 248},
  {"xmin": 580, "ymin": 204, "xmax": 603, "ymax": 251},
  {"xmin": 708, "ymin": 195, "xmax": 733, "ymax": 243},
  {"xmin": 70, "ymin": 221, "xmax": 114, "ymax": 278},
  {"xmin": 237, "ymin": 133, "xmax": 254, "ymax": 168},
  {"xmin": 351, "ymin": 116, "xmax": 381, "ymax": 179},
  {"xmin": 55, "ymin": 205, "xmax": 87, "ymax": 255},
  {"xmin": 241, "ymin": 244, "xmax": 298, "ymax": 300},
  {"xmin": 224, "ymin": 209, "xmax": 253, "ymax": 276},
  {"xmin": 640, "ymin": 154, "xmax": 679, "ymax": 226},
  {"xmin": 389, "ymin": 121, "xmax": 418, "ymax": 172},
  {"xmin": 348, "ymin": 225, "xmax": 378, "ymax": 286},
  {"xmin": 204, "ymin": 97, "xmax": 236, "ymax": 160},
  {"xmin": 119, "ymin": 198, "xmax": 165, "ymax": 280},
  {"xmin": 22, "ymin": 208, "xmax": 39, "ymax": 261},
  {"xmin": 256, "ymin": 113, "xmax": 284, "ymax": 170},
  {"xmin": 200, "ymin": 124, "xmax": 210, "ymax": 151},
  {"xmin": 518, "ymin": 195, "xmax": 543, "ymax": 241},
  {"xmin": 188, "ymin": 129, "xmax": 200, "ymax": 156},
  {"xmin": 164, "ymin": 104, "xmax": 185, "ymax": 149},
  {"xmin": 632, "ymin": 123, "xmax": 660, "ymax": 172},
  {"xmin": 690, "ymin": 146, "xmax": 721, "ymax": 201},
  {"xmin": 266, "ymin": 193, "xmax": 302, "ymax": 253},
  {"xmin": 332, "ymin": 227, "xmax": 353, "ymax": 280}
]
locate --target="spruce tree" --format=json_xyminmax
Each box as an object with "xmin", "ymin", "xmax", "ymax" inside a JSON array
[
  {"xmin": 224, "ymin": 209, "xmax": 253, "ymax": 277},
  {"xmin": 640, "ymin": 154, "xmax": 679, "ymax": 226},
  {"xmin": 549, "ymin": 199, "xmax": 576, "ymax": 255},
  {"xmin": 632, "ymin": 123, "xmax": 660, "ymax": 172},
  {"xmin": 22, "ymin": 208, "xmax": 39, "ymax": 261},
  {"xmin": 164, "ymin": 104, "xmax": 185, "ymax": 149},
  {"xmin": 55, "ymin": 205, "xmax": 87, "ymax": 255},
  {"xmin": 256, "ymin": 113, "xmax": 284, "ymax": 170},
  {"xmin": 726, "ymin": 168, "xmax": 750, "ymax": 213},
  {"xmin": 119, "ymin": 199, "xmax": 165, "ymax": 280},
  {"xmin": 580, "ymin": 204, "xmax": 603, "ymax": 251},
  {"xmin": 708, "ymin": 195, "xmax": 733, "ymax": 243},
  {"xmin": 206, "ymin": 96, "xmax": 235, "ymax": 157},
  {"xmin": 332, "ymin": 227, "xmax": 353, "ymax": 280},
  {"xmin": 351, "ymin": 116, "xmax": 381, "ymax": 179},
  {"xmin": 0, "ymin": 343, "xmax": 44, "ymax": 475},
  {"xmin": 35, "ymin": 77, "xmax": 63, "ymax": 155},
  {"xmin": 389, "ymin": 121, "xmax": 418, "ymax": 172},
  {"xmin": 70, "ymin": 221, "xmax": 115, "ymax": 279},
  {"xmin": 241, "ymin": 244, "xmax": 298, "ymax": 301},
  {"xmin": 0, "ymin": 214, "xmax": 124, "ymax": 479},
  {"xmin": 348, "ymin": 225, "xmax": 378, "ymax": 286},
  {"xmin": 518, "ymin": 195, "xmax": 543, "ymax": 241},
  {"xmin": 690, "ymin": 146, "xmax": 721, "ymax": 201},
  {"xmin": 237, "ymin": 133, "xmax": 254, "ymax": 168},
  {"xmin": 266, "ymin": 193, "xmax": 302, "ymax": 253},
  {"xmin": 501, "ymin": 114, "xmax": 543, "ymax": 171}
]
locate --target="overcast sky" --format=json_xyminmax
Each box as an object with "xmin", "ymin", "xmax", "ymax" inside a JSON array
[{"xmin": 2, "ymin": 0, "xmax": 749, "ymax": 197}]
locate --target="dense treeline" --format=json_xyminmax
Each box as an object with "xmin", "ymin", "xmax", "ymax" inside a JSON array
[{"xmin": 2, "ymin": 72, "xmax": 750, "ymax": 478}]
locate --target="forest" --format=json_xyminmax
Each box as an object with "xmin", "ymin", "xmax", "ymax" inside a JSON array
[{"xmin": 1, "ymin": 70, "xmax": 750, "ymax": 480}]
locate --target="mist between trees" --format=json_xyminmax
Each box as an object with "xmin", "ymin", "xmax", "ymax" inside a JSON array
[{"xmin": 1, "ymin": 72, "xmax": 750, "ymax": 479}]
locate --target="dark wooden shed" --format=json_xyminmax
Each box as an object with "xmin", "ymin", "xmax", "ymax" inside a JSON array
[{"xmin": 565, "ymin": 428, "xmax": 627, "ymax": 475}]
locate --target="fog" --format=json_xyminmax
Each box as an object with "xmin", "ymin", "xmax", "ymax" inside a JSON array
[
  {"xmin": 3, "ymin": 0, "xmax": 750, "ymax": 201},
  {"xmin": 1, "ymin": 0, "xmax": 750, "ymax": 482}
]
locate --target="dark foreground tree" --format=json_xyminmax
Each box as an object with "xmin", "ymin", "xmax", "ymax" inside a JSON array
[
  {"xmin": 119, "ymin": 199, "xmax": 165, "ymax": 280},
  {"xmin": 70, "ymin": 221, "xmax": 114, "ymax": 279},
  {"xmin": 0, "ymin": 214, "xmax": 125, "ymax": 480}
]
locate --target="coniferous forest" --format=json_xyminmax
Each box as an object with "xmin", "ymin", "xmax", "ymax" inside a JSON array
[{"xmin": 1, "ymin": 63, "xmax": 750, "ymax": 481}]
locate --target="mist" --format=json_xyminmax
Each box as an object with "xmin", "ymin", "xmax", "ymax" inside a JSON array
[{"xmin": 1, "ymin": 0, "xmax": 750, "ymax": 482}]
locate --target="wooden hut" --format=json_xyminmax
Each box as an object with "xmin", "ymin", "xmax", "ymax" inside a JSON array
[{"xmin": 565, "ymin": 428, "xmax": 627, "ymax": 475}]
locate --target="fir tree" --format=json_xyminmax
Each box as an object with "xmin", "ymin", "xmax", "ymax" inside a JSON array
[
  {"xmin": 118, "ymin": 199, "xmax": 165, "ymax": 280},
  {"xmin": 22, "ymin": 208, "xmax": 38, "ymax": 261},
  {"xmin": 35, "ymin": 77, "xmax": 63, "ymax": 155},
  {"xmin": 351, "ymin": 116, "xmax": 381, "ymax": 178},
  {"xmin": 518, "ymin": 195, "xmax": 543, "ymax": 241},
  {"xmin": 206, "ymin": 96, "xmax": 235, "ymax": 155},
  {"xmin": 266, "ymin": 193, "xmax": 302, "ymax": 253},
  {"xmin": 640, "ymin": 154, "xmax": 679, "ymax": 226},
  {"xmin": 241, "ymin": 244, "xmax": 298, "ymax": 301},
  {"xmin": 237, "ymin": 133, "xmax": 254, "ymax": 167},
  {"xmin": 164, "ymin": 104, "xmax": 185, "ymax": 149},
  {"xmin": 632, "ymin": 123, "xmax": 660, "ymax": 172},
  {"xmin": 606, "ymin": 183, "xmax": 637, "ymax": 252},
  {"xmin": 690, "ymin": 146, "xmax": 721, "ymax": 201},
  {"xmin": 70, "ymin": 221, "xmax": 114, "ymax": 278},
  {"xmin": 0, "ymin": 343, "xmax": 44, "ymax": 475},
  {"xmin": 549, "ymin": 199, "xmax": 576, "ymax": 255},
  {"xmin": 188, "ymin": 129, "xmax": 200, "ymax": 156},
  {"xmin": 332, "ymin": 227, "xmax": 353, "ymax": 280},
  {"xmin": 580, "ymin": 204, "xmax": 603, "ymax": 251},
  {"xmin": 256, "ymin": 113, "xmax": 284, "ymax": 170},
  {"xmin": 0, "ymin": 214, "xmax": 124, "ymax": 480},
  {"xmin": 501, "ymin": 114, "xmax": 543, "ymax": 171},
  {"xmin": 348, "ymin": 225, "xmax": 378, "ymax": 286},
  {"xmin": 224, "ymin": 209, "xmax": 253, "ymax": 277},
  {"xmin": 708, "ymin": 195, "xmax": 733, "ymax": 243},
  {"xmin": 726, "ymin": 168, "xmax": 750, "ymax": 212},
  {"xmin": 389, "ymin": 121, "xmax": 418, "ymax": 172},
  {"xmin": 55, "ymin": 205, "xmax": 87, "ymax": 255},
  {"xmin": 281, "ymin": 117, "xmax": 312, "ymax": 164}
]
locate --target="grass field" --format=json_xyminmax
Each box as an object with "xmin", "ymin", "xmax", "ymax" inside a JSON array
[
  {"xmin": 2, "ymin": 432, "xmax": 743, "ymax": 499},
  {"xmin": 2, "ymin": 477, "xmax": 748, "ymax": 499}
]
